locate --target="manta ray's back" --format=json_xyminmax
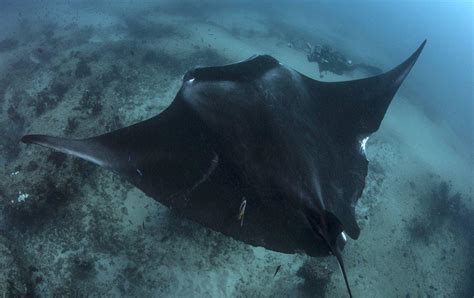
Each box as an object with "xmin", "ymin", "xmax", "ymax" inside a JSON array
[{"xmin": 22, "ymin": 40, "xmax": 426, "ymax": 297}]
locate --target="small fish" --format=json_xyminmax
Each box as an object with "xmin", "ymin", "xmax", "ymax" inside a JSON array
[
  {"xmin": 273, "ymin": 265, "xmax": 281, "ymax": 278},
  {"xmin": 128, "ymin": 219, "xmax": 133, "ymax": 225},
  {"xmin": 238, "ymin": 198, "xmax": 247, "ymax": 227},
  {"xmin": 142, "ymin": 221, "xmax": 145, "ymax": 230}
]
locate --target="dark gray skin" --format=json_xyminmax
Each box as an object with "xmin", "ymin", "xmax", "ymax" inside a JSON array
[{"xmin": 22, "ymin": 40, "xmax": 426, "ymax": 297}]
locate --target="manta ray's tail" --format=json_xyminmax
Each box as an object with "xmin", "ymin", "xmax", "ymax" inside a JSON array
[
  {"xmin": 307, "ymin": 211, "xmax": 353, "ymax": 297},
  {"xmin": 330, "ymin": 243, "xmax": 352, "ymax": 298}
]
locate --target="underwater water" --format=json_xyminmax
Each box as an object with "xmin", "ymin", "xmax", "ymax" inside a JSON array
[{"xmin": 0, "ymin": 0, "xmax": 472, "ymax": 297}]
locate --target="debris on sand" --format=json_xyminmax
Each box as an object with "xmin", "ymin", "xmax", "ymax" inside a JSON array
[{"xmin": 0, "ymin": 38, "xmax": 19, "ymax": 52}]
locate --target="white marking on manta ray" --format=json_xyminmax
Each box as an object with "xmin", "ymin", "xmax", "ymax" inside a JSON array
[
  {"xmin": 31, "ymin": 138, "xmax": 107, "ymax": 167},
  {"xmin": 187, "ymin": 78, "xmax": 195, "ymax": 83},
  {"xmin": 63, "ymin": 148, "xmax": 106, "ymax": 167},
  {"xmin": 238, "ymin": 198, "xmax": 247, "ymax": 227},
  {"xmin": 189, "ymin": 152, "xmax": 219, "ymax": 193},
  {"xmin": 341, "ymin": 231, "xmax": 347, "ymax": 242},
  {"xmin": 312, "ymin": 171, "xmax": 326, "ymax": 210},
  {"xmin": 360, "ymin": 137, "xmax": 369, "ymax": 153},
  {"xmin": 167, "ymin": 153, "xmax": 219, "ymax": 202}
]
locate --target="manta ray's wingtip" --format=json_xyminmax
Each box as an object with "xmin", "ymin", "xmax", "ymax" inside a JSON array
[
  {"xmin": 20, "ymin": 134, "xmax": 109, "ymax": 167},
  {"xmin": 21, "ymin": 134, "xmax": 42, "ymax": 144},
  {"xmin": 21, "ymin": 134, "xmax": 70, "ymax": 152},
  {"xmin": 398, "ymin": 39, "xmax": 427, "ymax": 74},
  {"xmin": 414, "ymin": 39, "xmax": 427, "ymax": 59}
]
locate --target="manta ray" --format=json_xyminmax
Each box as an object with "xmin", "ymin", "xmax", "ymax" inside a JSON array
[{"xmin": 21, "ymin": 40, "xmax": 426, "ymax": 296}]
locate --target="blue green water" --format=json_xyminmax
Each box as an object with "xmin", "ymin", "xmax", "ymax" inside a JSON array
[{"xmin": 0, "ymin": 1, "xmax": 472, "ymax": 297}]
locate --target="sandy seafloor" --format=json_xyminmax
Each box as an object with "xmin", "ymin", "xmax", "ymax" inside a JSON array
[{"xmin": 0, "ymin": 2, "xmax": 472, "ymax": 297}]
